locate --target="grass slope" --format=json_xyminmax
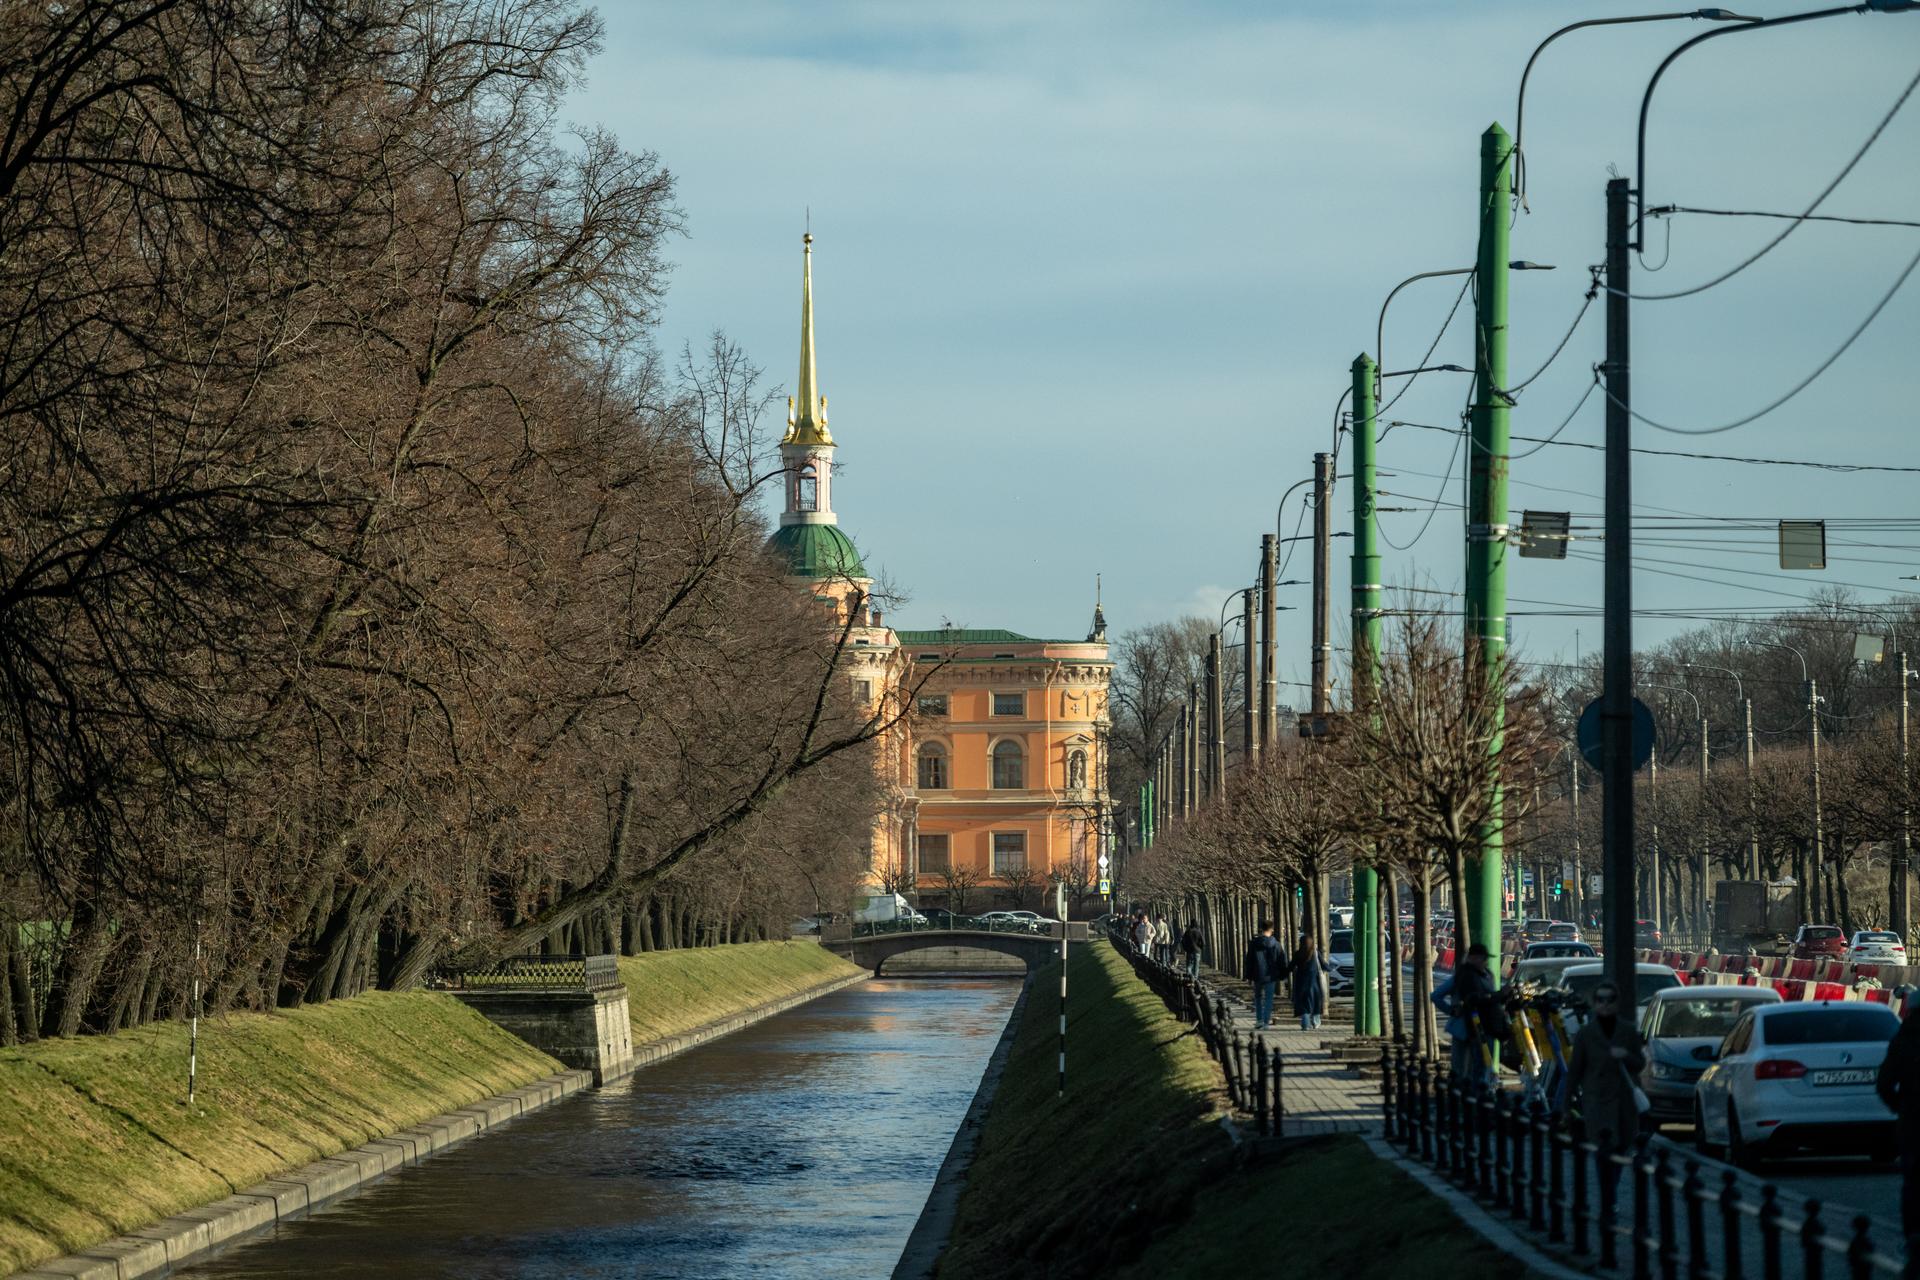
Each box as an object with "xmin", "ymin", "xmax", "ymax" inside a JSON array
[
  {"xmin": 940, "ymin": 942, "xmax": 1535, "ymax": 1280},
  {"xmin": 616, "ymin": 939, "xmax": 863, "ymax": 1043},
  {"xmin": 0, "ymin": 992, "xmax": 559, "ymax": 1276}
]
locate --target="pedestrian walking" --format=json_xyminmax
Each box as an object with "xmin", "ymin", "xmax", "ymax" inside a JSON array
[
  {"xmin": 1243, "ymin": 920, "xmax": 1285, "ymax": 1029},
  {"xmin": 1566, "ymin": 980, "xmax": 1646, "ymax": 1231},
  {"xmin": 1131, "ymin": 911, "xmax": 1152, "ymax": 957},
  {"xmin": 1875, "ymin": 989, "xmax": 1920, "ymax": 1274},
  {"xmin": 1179, "ymin": 920, "xmax": 1205, "ymax": 979},
  {"xmin": 1289, "ymin": 934, "xmax": 1324, "ymax": 1030},
  {"xmin": 1153, "ymin": 914, "xmax": 1173, "ymax": 964},
  {"xmin": 1430, "ymin": 941, "xmax": 1497, "ymax": 1090}
]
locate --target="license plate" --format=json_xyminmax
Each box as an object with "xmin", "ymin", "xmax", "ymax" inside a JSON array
[{"xmin": 1810, "ymin": 1068, "xmax": 1876, "ymax": 1087}]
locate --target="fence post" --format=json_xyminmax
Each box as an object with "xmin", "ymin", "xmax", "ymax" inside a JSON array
[
  {"xmin": 1491, "ymin": 1093, "xmax": 1512, "ymax": 1211},
  {"xmin": 1254, "ymin": 1040, "xmax": 1270, "ymax": 1136},
  {"xmin": 1416, "ymin": 1058, "xmax": 1433, "ymax": 1163},
  {"xmin": 1683, "ymin": 1158, "xmax": 1707, "ymax": 1280},
  {"xmin": 1655, "ymin": 1144, "xmax": 1678, "ymax": 1280},
  {"xmin": 1802, "ymin": 1200, "xmax": 1825, "ymax": 1280},
  {"xmin": 1846, "ymin": 1216, "xmax": 1875, "ymax": 1280},
  {"xmin": 1572, "ymin": 1119, "xmax": 1592, "ymax": 1259},
  {"xmin": 1529, "ymin": 1106, "xmax": 1547, "ymax": 1232},
  {"xmin": 1272, "ymin": 1047, "xmax": 1285, "ymax": 1139},
  {"xmin": 1759, "ymin": 1185, "xmax": 1782, "ymax": 1280},
  {"xmin": 1380, "ymin": 1043, "xmax": 1394, "ymax": 1140},
  {"xmin": 1631, "ymin": 1138, "xmax": 1652, "ymax": 1280},
  {"xmin": 1721, "ymin": 1172, "xmax": 1745, "ymax": 1280},
  {"xmin": 1477, "ymin": 1087, "xmax": 1497, "ymax": 1202}
]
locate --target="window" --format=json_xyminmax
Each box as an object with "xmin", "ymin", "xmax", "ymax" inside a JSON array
[
  {"xmin": 1759, "ymin": 1007, "xmax": 1899, "ymax": 1046},
  {"xmin": 992, "ymin": 831, "xmax": 1027, "ymax": 875},
  {"xmin": 917, "ymin": 694, "xmax": 948, "ymax": 717},
  {"xmin": 796, "ymin": 463, "xmax": 818, "ymax": 511},
  {"xmin": 991, "ymin": 740, "xmax": 1024, "ymax": 789},
  {"xmin": 918, "ymin": 833, "xmax": 950, "ymax": 873},
  {"xmin": 992, "ymin": 691, "xmax": 1024, "ymax": 717},
  {"xmin": 854, "ymin": 678, "xmax": 873, "ymax": 703},
  {"xmin": 917, "ymin": 745, "xmax": 948, "ymax": 790}
]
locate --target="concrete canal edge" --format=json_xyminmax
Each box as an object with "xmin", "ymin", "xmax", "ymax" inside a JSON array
[
  {"xmin": 16, "ymin": 969, "xmax": 872, "ymax": 1280},
  {"xmin": 890, "ymin": 976, "xmax": 1031, "ymax": 1280}
]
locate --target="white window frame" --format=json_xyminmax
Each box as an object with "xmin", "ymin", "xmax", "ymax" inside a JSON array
[
  {"xmin": 916, "ymin": 744, "xmax": 949, "ymax": 790},
  {"xmin": 991, "ymin": 690, "xmax": 1024, "ymax": 717},
  {"xmin": 990, "ymin": 738, "xmax": 1024, "ymax": 790}
]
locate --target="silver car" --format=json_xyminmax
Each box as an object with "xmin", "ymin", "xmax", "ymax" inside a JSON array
[{"xmin": 1638, "ymin": 985, "xmax": 1782, "ymax": 1128}]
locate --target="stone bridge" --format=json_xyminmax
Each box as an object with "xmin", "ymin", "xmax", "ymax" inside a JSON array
[{"xmin": 820, "ymin": 922, "xmax": 1090, "ymax": 975}]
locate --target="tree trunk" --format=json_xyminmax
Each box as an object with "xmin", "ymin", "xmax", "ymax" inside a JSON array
[
  {"xmin": 44, "ymin": 905, "xmax": 112, "ymax": 1038},
  {"xmin": 1411, "ymin": 866, "xmax": 1433, "ymax": 1059},
  {"xmin": 1384, "ymin": 865, "xmax": 1404, "ymax": 1043},
  {"xmin": 1446, "ymin": 846, "xmax": 1471, "ymax": 955},
  {"xmin": 8, "ymin": 933, "xmax": 35, "ymax": 1042}
]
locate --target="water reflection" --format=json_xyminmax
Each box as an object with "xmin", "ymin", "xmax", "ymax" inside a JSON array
[{"xmin": 183, "ymin": 979, "xmax": 1018, "ymax": 1280}]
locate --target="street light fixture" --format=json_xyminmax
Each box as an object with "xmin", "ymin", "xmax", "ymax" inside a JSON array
[
  {"xmin": 1374, "ymin": 264, "xmax": 1556, "ymax": 405},
  {"xmin": 1745, "ymin": 637, "xmax": 1827, "ymax": 922},
  {"xmin": 1685, "ymin": 661, "xmax": 1759, "ymax": 879}
]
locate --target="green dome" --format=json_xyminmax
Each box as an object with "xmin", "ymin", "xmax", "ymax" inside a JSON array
[{"xmin": 764, "ymin": 522, "xmax": 867, "ymax": 580}]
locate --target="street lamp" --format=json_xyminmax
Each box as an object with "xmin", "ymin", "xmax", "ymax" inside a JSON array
[
  {"xmin": 1685, "ymin": 662, "xmax": 1760, "ymax": 880},
  {"xmin": 1746, "ymin": 637, "xmax": 1826, "ymax": 923},
  {"xmin": 1374, "ymin": 263, "xmax": 1555, "ymax": 404},
  {"xmin": 1850, "ymin": 618, "xmax": 1914, "ymax": 936}
]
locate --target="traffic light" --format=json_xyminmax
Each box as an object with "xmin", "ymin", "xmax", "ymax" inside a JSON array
[{"xmin": 1552, "ymin": 881, "xmax": 1563, "ymax": 898}]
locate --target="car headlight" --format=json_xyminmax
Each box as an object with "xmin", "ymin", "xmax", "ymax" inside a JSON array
[{"xmin": 1648, "ymin": 1060, "xmax": 1686, "ymax": 1081}]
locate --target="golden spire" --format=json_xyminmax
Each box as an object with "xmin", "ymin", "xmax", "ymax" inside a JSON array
[{"xmin": 785, "ymin": 232, "xmax": 833, "ymax": 446}]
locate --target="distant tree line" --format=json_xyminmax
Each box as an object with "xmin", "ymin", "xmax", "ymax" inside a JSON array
[{"xmin": 0, "ymin": 1, "xmax": 895, "ymax": 1043}]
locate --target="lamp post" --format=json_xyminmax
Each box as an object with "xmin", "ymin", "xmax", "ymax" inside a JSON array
[
  {"xmin": 1747, "ymin": 638, "xmax": 1824, "ymax": 922},
  {"xmin": 1849, "ymin": 622, "xmax": 1914, "ymax": 936},
  {"xmin": 1686, "ymin": 662, "xmax": 1759, "ymax": 880}
]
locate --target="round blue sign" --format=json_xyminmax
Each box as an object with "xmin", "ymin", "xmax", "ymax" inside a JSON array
[{"xmin": 1577, "ymin": 697, "xmax": 1654, "ymax": 773}]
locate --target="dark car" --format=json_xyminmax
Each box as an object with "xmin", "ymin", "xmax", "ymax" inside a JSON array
[
  {"xmin": 919, "ymin": 907, "xmax": 959, "ymax": 928},
  {"xmin": 1790, "ymin": 923, "xmax": 1848, "ymax": 961},
  {"xmin": 1633, "ymin": 918, "xmax": 1663, "ymax": 947}
]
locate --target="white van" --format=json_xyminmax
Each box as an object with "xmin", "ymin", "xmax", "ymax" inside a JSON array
[{"xmin": 854, "ymin": 893, "xmax": 925, "ymax": 925}]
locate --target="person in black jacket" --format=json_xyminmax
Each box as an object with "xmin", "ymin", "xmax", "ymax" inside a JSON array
[
  {"xmin": 1875, "ymin": 992, "xmax": 1920, "ymax": 1272},
  {"xmin": 1243, "ymin": 920, "xmax": 1287, "ymax": 1029},
  {"xmin": 1179, "ymin": 921, "xmax": 1205, "ymax": 978}
]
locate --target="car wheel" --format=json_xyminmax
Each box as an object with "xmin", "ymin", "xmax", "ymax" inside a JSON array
[
  {"xmin": 1694, "ymin": 1101, "xmax": 1724, "ymax": 1158},
  {"xmin": 1726, "ymin": 1102, "xmax": 1761, "ymax": 1170}
]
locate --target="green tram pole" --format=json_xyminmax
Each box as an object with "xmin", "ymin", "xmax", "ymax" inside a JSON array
[
  {"xmin": 1464, "ymin": 123, "xmax": 1512, "ymax": 978},
  {"xmin": 1350, "ymin": 352, "xmax": 1383, "ymax": 1038}
]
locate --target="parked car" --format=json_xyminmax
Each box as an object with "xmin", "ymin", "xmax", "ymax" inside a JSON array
[
  {"xmin": 1524, "ymin": 917, "xmax": 1554, "ymax": 943},
  {"xmin": 1633, "ymin": 919, "xmax": 1663, "ymax": 947},
  {"xmin": 1694, "ymin": 1001, "xmax": 1902, "ymax": 1165},
  {"xmin": 1639, "ymin": 985, "xmax": 1782, "ymax": 1129},
  {"xmin": 1790, "ymin": 924, "xmax": 1848, "ymax": 961},
  {"xmin": 1511, "ymin": 955, "xmax": 1601, "ymax": 993},
  {"xmin": 1009, "ymin": 911, "xmax": 1061, "ymax": 933},
  {"xmin": 919, "ymin": 907, "xmax": 959, "ymax": 928},
  {"xmin": 1328, "ymin": 928, "xmax": 1355, "ymax": 994},
  {"xmin": 1844, "ymin": 929, "xmax": 1907, "ymax": 966},
  {"xmin": 1546, "ymin": 922, "xmax": 1583, "ymax": 943},
  {"xmin": 1559, "ymin": 961, "xmax": 1683, "ymax": 1029},
  {"xmin": 1524, "ymin": 939, "xmax": 1596, "ymax": 960}
]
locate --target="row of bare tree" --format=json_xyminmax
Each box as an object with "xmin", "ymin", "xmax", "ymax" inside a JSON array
[{"xmin": 0, "ymin": 2, "xmax": 898, "ymax": 1043}]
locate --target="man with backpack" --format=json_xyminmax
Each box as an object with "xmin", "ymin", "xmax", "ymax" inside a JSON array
[
  {"xmin": 1431, "ymin": 941, "xmax": 1500, "ymax": 1090},
  {"xmin": 1179, "ymin": 920, "xmax": 1205, "ymax": 978},
  {"xmin": 1243, "ymin": 920, "xmax": 1288, "ymax": 1030}
]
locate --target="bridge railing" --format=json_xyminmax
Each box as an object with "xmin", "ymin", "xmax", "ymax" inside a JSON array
[
  {"xmin": 836, "ymin": 916, "xmax": 1086, "ymax": 941},
  {"xmin": 1381, "ymin": 1044, "xmax": 1905, "ymax": 1277},
  {"xmin": 435, "ymin": 953, "xmax": 625, "ymax": 995}
]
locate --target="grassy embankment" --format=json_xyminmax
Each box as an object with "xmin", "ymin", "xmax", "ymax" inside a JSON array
[
  {"xmin": 0, "ymin": 939, "xmax": 862, "ymax": 1276},
  {"xmin": 939, "ymin": 941, "xmax": 1536, "ymax": 1280}
]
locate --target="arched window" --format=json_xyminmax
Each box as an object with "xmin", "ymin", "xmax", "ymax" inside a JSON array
[
  {"xmin": 796, "ymin": 463, "xmax": 818, "ymax": 511},
  {"xmin": 916, "ymin": 744, "xmax": 948, "ymax": 790},
  {"xmin": 991, "ymin": 739, "xmax": 1024, "ymax": 790}
]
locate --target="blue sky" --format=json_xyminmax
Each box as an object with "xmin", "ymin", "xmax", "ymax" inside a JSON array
[{"xmin": 570, "ymin": 2, "xmax": 1920, "ymax": 698}]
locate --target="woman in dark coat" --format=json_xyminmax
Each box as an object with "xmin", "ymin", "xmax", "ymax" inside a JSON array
[
  {"xmin": 1567, "ymin": 980, "xmax": 1647, "ymax": 1215},
  {"xmin": 1290, "ymin": 936, "xmax": 1326, "ymax": 1030}
]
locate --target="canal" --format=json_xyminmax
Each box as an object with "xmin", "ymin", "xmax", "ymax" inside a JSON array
[{"xmin": 183, "ymin": 977, "xmax": 1021, "ymax": 1280}]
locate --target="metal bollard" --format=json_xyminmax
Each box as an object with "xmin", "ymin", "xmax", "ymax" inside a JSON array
[
  {"xmin": 1683, "ymin": 1158, "xmax": 1707, "ymax": 1280},
  {"xmin": 1721, "ymin": 1172, "xmax": 1745, "ymax": 1280},
  {"xmin": 1759, "ymin": 1185, "xmax": 1782, "ymax": 1280},
  {"xmin": 1846, "ymin": 1216, "xmax": 1875, "ymax": 1280},
  {"xmin": 1802, "ymin": 1200, "xmax": 1825, "ymax": 1280}
]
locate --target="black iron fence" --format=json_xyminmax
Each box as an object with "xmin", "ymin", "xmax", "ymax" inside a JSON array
[
  {"xmin": 1381, "ymin": 1043, "xmax": 1905, "ymax": 1279},
  {"xmin": 437, "ymin": 953, "xmax": 625, "ymax": 994},
  {"xmin": 1109, "ymin": 928, "xmax": 1286, "ymax": 1139}
]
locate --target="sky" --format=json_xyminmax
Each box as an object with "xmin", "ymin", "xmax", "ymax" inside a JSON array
[{"xmin": 569, "ymin": 1, "xmax": 1920, "ymax": 701}]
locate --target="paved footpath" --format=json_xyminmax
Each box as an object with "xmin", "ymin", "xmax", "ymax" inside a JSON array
[{"xmin": 1191, "ymin": 967, "xmax": 1382, "ymax": 1137}]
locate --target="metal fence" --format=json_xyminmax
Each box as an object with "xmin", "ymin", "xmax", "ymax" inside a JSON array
[
  {"xmin": 1110, "ymin": 929, "xmax": 1287, "ymax": 1139},
  {"xmin": 1381, "ymin": 1045, "xmax": 1904, "ymax": 1279},
  {"xmin": 437, "ymin": 953, "xmax": 624, "ymax": 994}
]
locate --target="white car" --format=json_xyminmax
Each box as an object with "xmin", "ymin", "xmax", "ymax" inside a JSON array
[
  {"xmin": 1694, "ymin": 1000, "xmax": 1901, "ymax": 1166},
  {"xmin": 1639, "ymin": 985, "xmax": 1782, "ymax": 1128},
  {"xmin": 1845, "ymin": 930, "xmax": 1908, "ymax": 966},
  {"xmin": 1560, "ymin": 962, "xmax": 1683, "ymax": 1030}
]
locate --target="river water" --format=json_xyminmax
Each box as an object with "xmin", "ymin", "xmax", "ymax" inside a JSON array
[{"xmin": 183, "ymin": 978, "xmax": 1020, "ymax": 1280}]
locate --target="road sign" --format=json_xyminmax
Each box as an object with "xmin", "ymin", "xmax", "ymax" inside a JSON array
[
  {"xmin": 1589, "ymin": 874, "xmax": 1604, "ymax": 893},
  {"xmin": 1097, "ymin": 853, "xmax": 1111, "ymax": 871},
  {"xmin": 1097, "ymin": 877, "xmax": 1112, "ymax": 895},
  {"xmin": 1576, "ymin": 697, "xmax": 1654, "ymax": 773},
  {"xmin": 1521, "ymin": 869, "xmax": 1534, "ymax": 886}
]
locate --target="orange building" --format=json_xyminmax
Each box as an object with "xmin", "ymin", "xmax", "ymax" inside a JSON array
[{"xmin": 762, "ymin": 234, "xmax": 1112, "ymax": 912}]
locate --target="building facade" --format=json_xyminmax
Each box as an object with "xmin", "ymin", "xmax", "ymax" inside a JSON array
[{"xmin": 762, "ymin": 234, "xmax": 1112, "ymax": 912}]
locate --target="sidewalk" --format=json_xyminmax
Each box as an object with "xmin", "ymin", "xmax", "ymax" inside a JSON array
[{"xmin": 1192, "ymin": 967, "xmax": 1382, "ymax": 1137}]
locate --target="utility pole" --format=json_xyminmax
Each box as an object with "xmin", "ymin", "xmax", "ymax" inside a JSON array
[
  {"xmin": 1743, "ymin": 695, "xmax": 1758, "ymax": 880},
  {"xmin": 1698, "ymin": 714, "xmax": 1710, "ymax": 935},
  {"xmin": 1207, "ymin": 634, "xmax": 1225, "ymax": 797},
  {"xmin": 1464, "ymin": 123, "xmax": 1513, "ymax": 966},
  {"xmin": 1808, "ymin": 676, "xmax": 1825, "ymax": 920},
  {"xmin": 1569, "ymin": 747, "xmax": 1583, "ymax": 925},
  {"xmin": 1310, "ymin": 453, "xmax": 1333, "ymax": 719},
  {"xmin": 1350, "ymin": 352, "xmax": 1382, "ymax": 1037},
  {"xmin": 1601, "ymin": 174, "xmax": 1636, "ymax": 1001},
  {"xmin": 1649, "ymin": 749, "xmax": 1662, "ymax": 931},
  {"xmin": 1898, "ymin": 651, "xmax": 1912, "ymax": 937},
  {"xmin": 1261, "ymin": 534, "xmax": 1279, "ymax": 748},
  {"xmin": 1242, "ymin": 585, "xmax": 1258, "ymax": 769}
]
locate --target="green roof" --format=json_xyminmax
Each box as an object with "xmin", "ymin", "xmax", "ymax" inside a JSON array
[
  {"xmin": 764, "ymin": 522, "xmax": 867, "ymax": 579},
  {"xmin": 890, "ymin": 628, "xmax": 1101, "ymax": 646}
]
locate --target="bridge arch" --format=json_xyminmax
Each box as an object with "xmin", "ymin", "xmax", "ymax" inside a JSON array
[{"xmin": 820, "ymin": 924, "xmax": 1086, "ymax": 975}]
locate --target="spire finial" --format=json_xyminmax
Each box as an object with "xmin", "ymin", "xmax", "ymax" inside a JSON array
[
  {"xmin": 1088, "ymin": 573, "xmax": 1108, "ymax": 643},
  {"xmin": 784, "ymin": 228, "xmax": 831, "ymax": 446}
]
